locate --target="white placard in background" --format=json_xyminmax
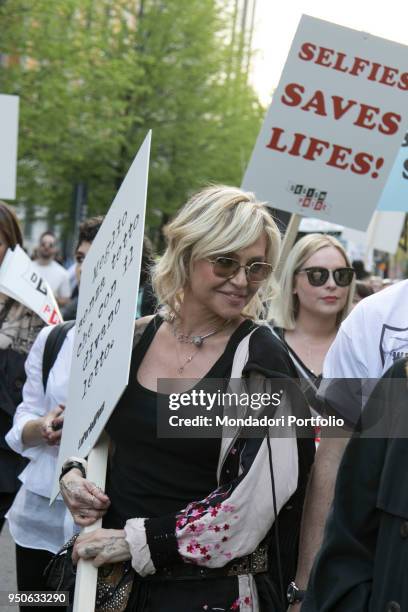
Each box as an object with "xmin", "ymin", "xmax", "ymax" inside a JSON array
[
  {"xmin": 0, "ymin": 95, "xmax": 19, "ymax": 199},
  {"xmin": 51, "ymin": 131, "xmax": 151, "ymax": 500},
  {"xmin": 377, "ymin": 132, "xmax": 408, "ymax": 211},
  {"xmin": 299, "ymin": 211, "xmax": 405, "ymax": 254},
  {"xmin": 0, "ymin": 245, "xmax": 62, "ymax": 324},
  {"xmin": 242, "ymin": 15, "xmax": 408, "ymax": 230},
  {"xmin": 342, "ymin": 211, "xmax": 405, "ymax": 254}
]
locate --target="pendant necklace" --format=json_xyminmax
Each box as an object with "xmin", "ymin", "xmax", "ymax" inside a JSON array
[
  {"xmin": 171, "ymin": 319, "xmax": 229, "ymax": 374},
  {"xmin": 175, "ymin": 345, "xmax": 199, "ymax": 375}
]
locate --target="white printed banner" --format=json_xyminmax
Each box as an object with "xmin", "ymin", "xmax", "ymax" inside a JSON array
[
  {"xmin": 0, "ymin": 245, "xmax": 62, "ymax": 324},
  {"xmin": 242, "ymin": 15, "xmax": 408, "ymax": 230}
]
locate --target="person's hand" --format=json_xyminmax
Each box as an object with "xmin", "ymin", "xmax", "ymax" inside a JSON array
[
  {"xmin": 287, "ymin": 604, "xmax": 302, "ymax": 612},
  {"xmin": 59, "ymin": 468, "xmax": 110, "ymax": 527},
  {"xmin": 40, "ymin": 405, "xmax": 65, "ymax": 445},
  {"xmin": 72, "ymin": 528, "xmax": 131, "ymax": 567}
]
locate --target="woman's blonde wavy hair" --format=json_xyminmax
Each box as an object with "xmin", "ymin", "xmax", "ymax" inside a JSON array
[
  {"xmin": 271, "ymin": 233, "xmax": 355, "ymax": 330},
  {"xmin": 152, "ymin": 185, "xmax": 281, "ymax": 321}
]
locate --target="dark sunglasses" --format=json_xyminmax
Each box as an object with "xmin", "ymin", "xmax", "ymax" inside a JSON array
[
  {"xmin": 207, "ymin": 257, "xmax": 273, "ymax": 283},
  {"xmin": 297, "ymin": 266, "xmax": 355, "ymax": 287}
]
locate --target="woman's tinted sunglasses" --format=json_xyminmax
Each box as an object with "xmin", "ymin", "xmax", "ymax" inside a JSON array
[
  {"xmin": 297, "ymin": 266, "xmax": 355, "ymax": 287},
  {"xmin": 207, "ymin": 257, "xmax": 273, "ymax": 283}
]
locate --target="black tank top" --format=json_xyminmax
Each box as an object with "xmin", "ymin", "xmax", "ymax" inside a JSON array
[{"xmin": 104, "ymin": 316, "xmax": 254, "ymax": 528}]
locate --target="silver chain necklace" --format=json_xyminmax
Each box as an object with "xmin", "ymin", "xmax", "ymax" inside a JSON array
[
  {"xmin": 171, "ymin": 319, "xmax": 229, "ymax": 373},
  {"xmin": 172, "ymin": 325, "xmax": 225, "ymax": 347}
]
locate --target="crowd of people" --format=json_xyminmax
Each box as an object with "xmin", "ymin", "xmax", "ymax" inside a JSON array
[{"xmin": 0, "ymin": 190, "xmax": 406, "ymax": 612}]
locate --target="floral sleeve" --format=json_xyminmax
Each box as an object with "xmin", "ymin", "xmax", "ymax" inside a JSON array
[{"xmin": 125, "ymin": 432, "xmax": 299, "ymax": 576}]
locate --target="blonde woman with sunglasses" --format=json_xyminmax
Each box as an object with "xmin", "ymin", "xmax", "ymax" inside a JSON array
[
  {"xmin": 59, "ymin": 185, "xmax": 315, "ymax": 612},
  {"xmin": 269, "ymin": 233, "xmax": 355, "ymax": 607},
  {"xmin": 272, "ymin": 234, "xmax": 355, "ymax": 383}
]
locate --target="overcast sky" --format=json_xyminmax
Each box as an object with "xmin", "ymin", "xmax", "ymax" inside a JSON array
[{"xmin": 251, "ymin": 0, "xmax": 408, "ymax": 104}]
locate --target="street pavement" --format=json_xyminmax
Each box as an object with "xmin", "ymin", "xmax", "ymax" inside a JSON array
[{"xmin": 0, "ymin": 523, "xmax": 17, "ymax": 610}]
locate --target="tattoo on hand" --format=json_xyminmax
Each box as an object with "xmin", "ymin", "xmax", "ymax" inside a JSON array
[
  {"xmin": 84, "ymin": 546, "xmax": 100, "ymax": 557},
  {"xmin": 105, "ymin": 537, "xmax": 129, "ymax": 555},
  {"xmin": 60, "ymin": 479, "xmax": 83, "ymax": 499}
]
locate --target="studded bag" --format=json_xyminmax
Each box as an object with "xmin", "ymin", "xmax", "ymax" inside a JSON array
[
  {"xmin": 95, "ymin": 560, "xmax": 134, "ymax": 612},
  {"xmin": 44, "ymin": 534, "xmax": 134, "ymax": 611}
]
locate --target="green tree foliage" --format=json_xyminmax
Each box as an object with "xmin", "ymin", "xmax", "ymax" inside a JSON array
[{"xmin": 0, "ymin": 0, "xmax": 264, "ymax": 239}]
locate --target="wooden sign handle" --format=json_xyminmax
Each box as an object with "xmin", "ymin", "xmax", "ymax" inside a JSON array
[{"xmin": 275, "ymin": 213, "xmax": 302, "ymax": 281}]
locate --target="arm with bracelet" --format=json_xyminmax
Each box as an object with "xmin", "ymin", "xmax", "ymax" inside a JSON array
[{"xmin": 59, "ymin": 456, "xmax": 110, "ymax": 527}]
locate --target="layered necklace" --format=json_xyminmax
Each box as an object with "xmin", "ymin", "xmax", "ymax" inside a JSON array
[{"xmin": 171, "ymin": 318, "xmax": 229, "ymax": 374}]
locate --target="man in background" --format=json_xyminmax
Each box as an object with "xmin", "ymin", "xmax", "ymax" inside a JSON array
[
  {"xmin": 292, "ymin": 278, "xmax": 408, "ymax": 610},
  {"xmin": 31, "ymin": 231, "xmax": 71, "ymax": 307},
  {"xmin": 60, "ymin": 216, "xmax": 104, "ymax": 320}
]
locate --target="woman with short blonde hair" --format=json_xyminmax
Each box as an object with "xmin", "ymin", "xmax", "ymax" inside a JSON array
[
  {"xmin": 60, "ymin": 185, "xmax": 315, "ymax": 611},
  {"xmin": 153, "ymin": 185, "xmax": 281, "ymax": 321},
  {"xmin": 272, "ymin": 233, "xmax": 355, "ymax": 379}
]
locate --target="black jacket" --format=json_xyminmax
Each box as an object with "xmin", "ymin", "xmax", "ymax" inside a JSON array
[{"xmin": 304, "ymin": 359, "xmax": 408, "ymax": 612}]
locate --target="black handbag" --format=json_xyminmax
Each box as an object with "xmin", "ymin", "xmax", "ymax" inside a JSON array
[{"xmin": 44, "ymin": 534, "xmax": 134, "ymax": 612}]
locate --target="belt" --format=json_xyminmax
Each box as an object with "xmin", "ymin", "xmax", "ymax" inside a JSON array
[{"xmin": 139, "ymin": 542, "xmax": 268, "ymax": 582}]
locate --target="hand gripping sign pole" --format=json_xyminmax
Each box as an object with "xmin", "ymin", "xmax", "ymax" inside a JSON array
[{"xmin": 50, "ymin": 132, "xmax": 151, "ymax": 612}]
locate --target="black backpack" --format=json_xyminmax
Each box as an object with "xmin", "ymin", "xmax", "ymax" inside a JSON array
[{"xmin": 42, "ymin": 321, "xmax": 75, "ymax": 391}]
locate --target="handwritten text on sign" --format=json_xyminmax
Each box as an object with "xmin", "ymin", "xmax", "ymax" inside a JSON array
[
  {"xmin": 242, "ymin": 16, "xmax": 408, "ymax": 230},
  {"xmin": 76, "ymin": 211, "xmax": 139, "ymax": 404}
]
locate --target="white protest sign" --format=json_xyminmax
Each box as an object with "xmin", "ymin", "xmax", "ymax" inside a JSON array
[
  {"xmin": 0, "ymin": 245, "xmax": 62, "ymax": 324},
  {"xmin": 342, "ymin": 210, "xmax": 405, "ymax": 254},
  {"xmin": 51, "ymin": 131, "xmax": 151, "ymax": 500},
  {"xmin": 377, "ymin": 131, "xmax": 408, "ymax": 211},
  {"xmin": 0, "ymin": 95, "xmax": 19, "ymax": 199},
  {"xmin": 242, "ymin": 15, "xmax": 408, "ymax": 230}
]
